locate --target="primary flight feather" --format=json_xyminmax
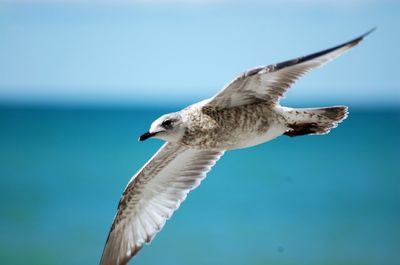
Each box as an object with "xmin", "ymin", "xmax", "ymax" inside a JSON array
[{"xmin": 100, "ymin": 29, "xmax": 374, "ymax": 265}]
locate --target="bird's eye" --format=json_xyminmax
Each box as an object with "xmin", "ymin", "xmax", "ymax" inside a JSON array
[{"xmin": 161, "ymin": 119, "xmax": 173, "ymax": 129}]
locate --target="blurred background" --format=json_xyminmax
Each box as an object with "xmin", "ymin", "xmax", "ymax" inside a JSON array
[{"xmin": 0, "ymin": 1, "xmax": 399, "ymax": 265}]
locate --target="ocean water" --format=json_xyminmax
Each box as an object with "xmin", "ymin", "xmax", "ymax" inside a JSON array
[{"xmin": 0, "ymin": 105, "xmax": 399, "ymax": 265}]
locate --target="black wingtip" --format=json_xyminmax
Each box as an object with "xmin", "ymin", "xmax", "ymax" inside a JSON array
[
  {"xmin": 362, "ymin": 27, "xmax": 377, "ymax": 38},
  {"xmin": 350, "ymin": 27, "xmax": 376, "ymax": 46},
  {"xmin": 318, "ymin": 28, "xmax": 376, "ymax": 55},
  {"xmin": 264, "ymin": 28, "xmax": 376, "ymax": 74}
]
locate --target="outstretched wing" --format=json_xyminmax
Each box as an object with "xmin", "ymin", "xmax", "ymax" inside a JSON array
[
  {"xmin": 203, "ymin": 29, "xmax": 374, "ymax": 112},
  {"xmin": 100, "ymin": 142, "xmax": 224, "ymax": 265}
]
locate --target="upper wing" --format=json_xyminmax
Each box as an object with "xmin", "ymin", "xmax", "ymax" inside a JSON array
[
  {"xmin": 100, "ymin": 142, "xmax": 224, "ymax": 265},
  {"xmin": 203, "ymin": 29, "xmax": 374, "ymax": 112}
]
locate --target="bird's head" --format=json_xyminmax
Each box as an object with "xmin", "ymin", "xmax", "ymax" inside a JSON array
[{"xmin": 139, "ymin": 112, "xmax": 185, "ymax": 142}]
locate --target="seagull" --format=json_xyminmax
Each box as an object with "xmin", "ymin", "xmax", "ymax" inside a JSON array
[{"xmin": 100, "ymin": 29, "xmax": 374, "ymax": 265}]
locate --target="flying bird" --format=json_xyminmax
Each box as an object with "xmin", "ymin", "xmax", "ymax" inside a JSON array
[{"xmin": 100, "ymin": 29, "xmax": 374, "ymax": 265}]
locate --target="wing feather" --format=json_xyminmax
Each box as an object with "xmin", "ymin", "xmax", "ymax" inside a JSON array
[
  {"xmin": 203, "ymin": 29, "xmax": 374, "ymax": 112},
  {"xmin": 100, "ymin": 143, "xmax": 224, "ymax": 265}
]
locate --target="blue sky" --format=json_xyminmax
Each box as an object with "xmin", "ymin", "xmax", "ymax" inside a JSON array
[{"xmin": 0, "ymin": 0, "xmax": 399, "ymax": 106}]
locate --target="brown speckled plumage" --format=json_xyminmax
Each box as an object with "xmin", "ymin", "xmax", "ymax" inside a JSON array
[{"xmin": 180, "ymin": 103, "xmax": 280, "ymax": 150}]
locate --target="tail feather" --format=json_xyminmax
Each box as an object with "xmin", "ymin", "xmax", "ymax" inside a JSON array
[{"xmin": 283, "ymin": 106, "xmax": 348, "ymax": 137}]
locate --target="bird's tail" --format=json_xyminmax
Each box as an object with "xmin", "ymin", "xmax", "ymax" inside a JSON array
[{"xmin": 283, "ymin": 106, "xmax": 348, "ymax": 137}]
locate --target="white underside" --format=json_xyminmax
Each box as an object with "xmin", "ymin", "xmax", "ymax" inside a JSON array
[{"xmin": 230, "ymin": 122, "xmax": 288, "ymax": 150}]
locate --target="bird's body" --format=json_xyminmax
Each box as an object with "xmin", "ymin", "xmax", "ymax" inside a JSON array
[
  {"xmin": 179, "ymin": 102, "xmax": 285, "ymax": 150},
  {"xmin": 100, "ymin": 29, "xmax": 373, "ymax": 265}
]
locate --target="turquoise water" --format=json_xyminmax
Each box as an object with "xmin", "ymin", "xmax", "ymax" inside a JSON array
[{"xmin": 0, "ymin": 106, "xmax": 399, "ymax": 265}]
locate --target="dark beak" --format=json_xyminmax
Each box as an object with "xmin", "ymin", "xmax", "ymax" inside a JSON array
[{"xmin": 139, "ymin": 131, "xmax": 157, "ymax": 141}]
